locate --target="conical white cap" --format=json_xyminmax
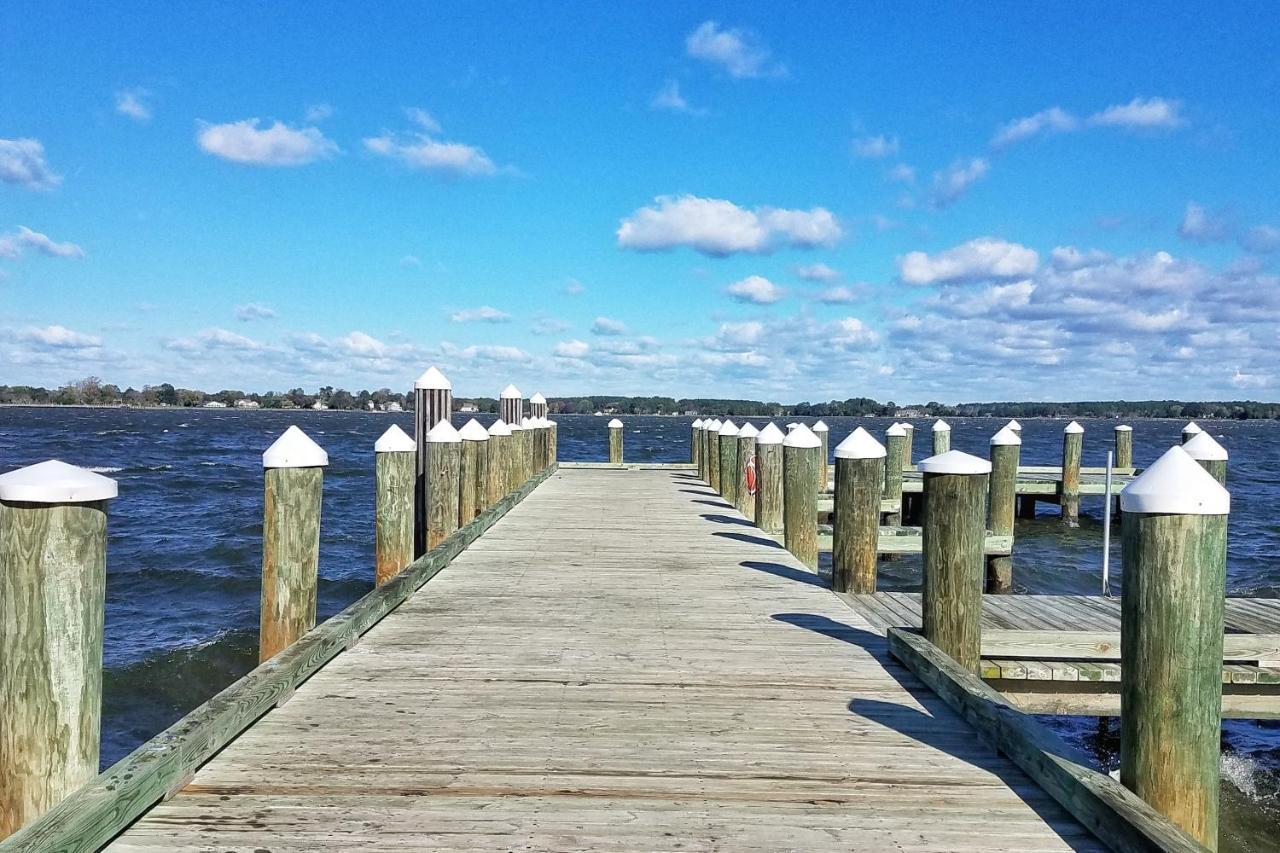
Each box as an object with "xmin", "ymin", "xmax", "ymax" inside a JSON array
[
  {"xmin": 1065, "ymin": 421, "xmax": 1084, "ymax": 434},
  {"xmin": 707, "ymin": 419, "xmax": 722, "ymax": 430},
  {"xmin": 375, "ymin": 424, "xmax": 416, "ymax": 452},
  {"xmin": 1007, "ymin": 419, "xmax": 1022, "ymax": 431},
  {"xmin": 786, "ymin": 423, "xmax": 799, "ymax": 431},
  {"xmin": 692, "ymin": 418, "xmax": 704, "ymax": 428},
  {"xmin": 1183, "ymin": 431, "xmax": 1228, "ymax": 461},
  {"xmin": 459, "ymin": 419, "xmax": 489, "ymax": 441},
  {"xmin": 719, "ymin": 419, "xmax": 739, "ymax": 436},
  {"xmin": 1115, "ymin": 424, "xmax": 1133, "ymax": 432},
  {"xmin": 812, "ymin": 420, "xmax": 829, "ymax": 432},
  {"xmin": 487, "ymin": 418, "xmax": 511, "ymax": 436},
  {"xmin": 738, "ymin": 422, "xmax": 759, "ymax": 438},
  {"xmin": 886, "ymin": 423, "xmax": 907, "ymax": 437},
  {"xmin": 263, "ymin": 425, "xmax": 329, "ymax": 468},
  {"xmin": 414, "ymin": 366, "xmax": 451, "ymax": 390},
  {"xmin": 1121, "ymin": 445, "xmax": 1229, "ymax": 514},
  {"xmin": 918, "ymin": 450, "xmax": 991, "ymax": 475},
  {"xmin": 756, "ymin": 422, "xmax": 785, "ymax": 445},
  {"xmin": 608, "ymin": 418, "xmax": 624, "ymax": 428},
  {"xmin": 426, "ymin": 420, "xmax": 461, "ymax": 443},
  {"xmin": 783, "ymin": 423, "xmax": 821, "ymax": 448},
  {"xmin": 520, "ymin": 417, "xmax": 532, "ymax": 428},
  {"xmin": 500, "ymin": 384, "xmax": 522, "ymax": 399},
  {"xmin": 0, "ymin": 459, "xmax": 118, "ymax": 503},
  {"xmin": 835, "ymin": 427, "xmax": 886, "ymax": 459},
  {"xmin": 530, "ymin": 392, "xmax": 546, "ymax": 404},
  {"xmin": 1183, "ymin": 421, "xmax": 1203, "ymax": 435},
  {"xmin": 990, "ymin": 426, "xmax": 1021, "ymax": 446},
  {"xmin": 932, "ymin": 419, "xmax": 951, "ymax": 432},
  {"xmin": 507, "ymin": 420, "xmax": 523, "ymax": 432}
]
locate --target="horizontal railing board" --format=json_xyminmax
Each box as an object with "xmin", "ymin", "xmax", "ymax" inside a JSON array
[{"xmin": 981, "ymin": 630, "xmax": 1280, "ymax": 662}]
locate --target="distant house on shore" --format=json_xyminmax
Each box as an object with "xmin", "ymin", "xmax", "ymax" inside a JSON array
[
  {"xmin": 895, "ymin": 408, "xmax": 925, "ymax": 418},
  {"xmin": 311, "ymin": 400, "xmax": 329, "ymax": 411},
  {"xmin": 202, "ymin": 400, "xmax": 227, "ymax": 408},
  {"xmin": 234, "ymin": 399, "xmax": 260, "ymax": 410},
  {"xmin": 385, "ymin": 402, "xmax": 404, "ymax": 413},
  {"xmin": 458, "ymin": 402, "xmax": 479, "ymax": 413}
]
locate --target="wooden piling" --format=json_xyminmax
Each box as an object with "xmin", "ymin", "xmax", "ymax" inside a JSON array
[
  {"xmin": 1007, "ymin": 419, "xmax": 1022, "ymax": 437},
  {"xmin": 374, "ymin": 425, "xmax": 416, "ymax": 586},
  {"xmin": 548, "ymin": 419, "xmax": 558, "ymax": 467},
  {"xmin": 520, "ymin": 417, "xmax": 535, "ymax": 481},
  {"xmin": 883, "ymin": 423, "xmax": 906, "ymax": 526},
  {"xmin": 755, "ymin": 422, "xmax": 785, "ymax": 534},
  {"xmin": 608, "ymin": 418, "xmax": 624, "ymax": 464},
  {"xmin": 1183, "ymin": 431, "xmax": 1228, "ymax": 486},
  {"xmin": 1061, "ymin": 421, "xmax": 1083, "ymax": 527},
  {"xmin": 1119, "ymin": 446, "xmax": 1229, "ymax": 848},
  {"xmin": 1182, "ymin": 420, "xmax": 1202, "ymax": 445},
  {"xmin": 500, "ymin": 384, "xmax": 524, "ymax": 431},
  {"xmin": 1115, "ymin": 424, "xmax": 1133, "ymax": 470},
  {"xmin": 919, "ymin": 449, "xmax": 990, "ymax": 674},
  {"xmin": 691, "ymin": 418, "xmax": 703, "ymax": 467},
  {"xmin": 458, "ymin": 419, "xmax": 490, "ymax": 523},
  {"xmin": 505, "ymin": 421, "xmax": 523, "ymax": 493},
  {"xmin": 485, "ymin": 419, "xmax": 511, "ymax": 505},
  {"xmin": 718, "ymin": 420, "xmax": 739, "ymax": 505},
  {"xmin": 832, "ymin": 428, "xmax": 885, "ymax": 594},
  {"xmin": 414, "ymin": 366, "xmax": 452, "ymax": 557},
  {"xmin": 901, "ymin": 423, "xmax": 915, "ymax": 471},
  {"xmin": 424, "ymin": 420, "xmax": 462, "ymax": 551},
  {"xmin": 813, "ymin": 420, "xmax": 829, "ymax": 494},
  {"xmin": 932, "ymin": 419, "xmax": 951, "ymax": 455},
  {"xmin": 782, "ymin": 424, "xmax": 821, "ymax": 569},
  {"xmin": 986, "ymin": 426, "xmax": 1021, "ymax": 594},
  {"xmin": 736, "ymin": 423, "xmax": 758, "ymax": 521},
  {"xmin": 0, "ymin": 460, "xmax": 116, "ymax": 840},
  {"xmin": 706, "ymin": 419, "xmax": 722, "ymax": 492},
  {"xmin": 259, "ymin": 426, "xmax": 328, "ymax": 663}
]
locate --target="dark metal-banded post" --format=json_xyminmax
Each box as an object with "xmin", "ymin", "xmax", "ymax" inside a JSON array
[
  {"xmin": 529, "ymin": 392, "xmax": 548, "ymax": 420},
  {"xmin": 883, "ymin": 423, "xmax": 906, "ymax": 526},
  {"xmin": 782, "ymin": 424, "xmax": 821, "ymax": 569},
  {"xmin": 608, "ymin": 418, "xmax": 624, "ymax": 464},
  {"xmin": 919, "ymin": 450, "xmax": 990, "ymax": 674},
  {"xmin": 717, "ymin": 419, "xmax": 739, "ymax": 505},
  {"xmin": 424, "ymin": 420, "xmax": 462, "ymax": 550},
  {"xmin": 1060, "ymin": 421, "xmax": 1083, "ymax": 527},
  {"xmin": 259, "ymin": 426, "xmax": 328, "ymax": 663},
  {"xmin": 485, "ymin": 419, "xmax": 511, "ymax": 505},
  {"xmin": 986, "ymin": 426, "xmax": 1021, "ymax": 594},
  {"xmin": 414, "ymin": 366, "xmax": 452, "ymax": 557},
  {"xmin": 1183, "ymin": 431, "xmax": 1228, "ymax": 485},
  {"xmin": 813, "ymin": 420, "xmax": 829, "ymax": 492},
  {"xmin": 1120, "ymin": 446, "xmax": 1229, "ymax": 848},
  {"xmin": 932, "ymin": 419, "xmax": 951, "ymax": 455},
  {"xmin": 1182, "ymin": 420, "xmax": 1202, "ymax": 445},
  {"xmin": 1115, "ymin": 424, "xmax": 1133, "ymax": 470},
  {"xmin": 0, "ymin": 461, "xmax": 116, "ymax": 840},
  {"xmin": 691, "ymin": 418, "xmax": 703, "ymax": 468},
  {"xmin": 706, "ymin": 419, "xmax": 722, "ymax": 492},
  {"xmin": 832, "ymin": 428, "xmax": 885, "ymax": 593},
  {"xmin": 374, "ymin": 424, "xmax": 416, "ymax": 586},
  {"xmin": 500, "ymin": 384, "xmax": 524, "ymax": 432},
  {"xmin": 736, "ymin": 423, "xmax": 758, "ymax": 521},
  {"xmin": 458, "ymin": 419, "xmax": 490, "ymax": 523},
  {"xmin": 754, "ymin": 422, "xmax": 785, "ymax": 534}
]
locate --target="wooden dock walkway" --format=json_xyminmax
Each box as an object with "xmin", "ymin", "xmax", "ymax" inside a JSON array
[{"xmin": 106, "ymin": 468, "xmax": 1103, "ymax": 851}]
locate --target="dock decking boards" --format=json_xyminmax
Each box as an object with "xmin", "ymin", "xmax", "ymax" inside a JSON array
[{"xmin": 107, "ymin": 469, "xmax": 1103, "ymax": 852}]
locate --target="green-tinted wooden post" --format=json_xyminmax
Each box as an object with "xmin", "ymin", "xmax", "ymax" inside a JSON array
[
  {"xmin": 919, "ymin": 450, "xmax": 990, "ymax": 674},
  {"xmin": 706, "ymin": 419, "xmax": 722, "ymax": 492},
  {"xmin": 691, "ymin": 418, "xmax": 703, "ymax": 467},
  {"xmin": 1115, "ymin": 424, "xmax": 1133, "ymax": 470},
  {"xmin": 986, "ymin": 426, "xmax": 1021, "ymax": 594},
  {"xmin": 1060, "ymin": 421, "xmax": 1083, "ymax": 527},
  {"xmin": 0, "ymin": 461, "xmax": 116, "ymax": 840},
  {"xmin": 1120, "ymin": 446, "xmax": 1230, "ymax": 849},
  {"xmin": 519, "ymin": 417, "xmax": 534, "ymax": 482},
  {"xmin": 1184, "ymin": 431, "xmax": 1228, "ymax": 486},
  {"xmin": 718, "ymin": 420, "xmax": 739, "ymax": 505},
  {"xmin": 901, "ymin": 422, "xmax": 915, "ymax": 471},
  {"xmin": 932, "ymin": 419, "xmax": 951, "ymax": 455},
  {"xmin": 883, "ymin": 423, "xmax": 906, "ymax": 526},
  {"xmin": 737, "ymin": 423, "xmax": 758, "ymax": 521},
  {"xmin": 458, "ymin": 419, "xmax": 489, "ymax": 524},
  {"xmin": 549, "ymin": 419, "xmax": 558, "ymax": 467},
  {"xmin": 259, "ymin": 425, "xmax": 328, "ymax": 663},
  {"xmin": 485, "ymin": 419, "xmax": 511, "ymax": 505},
  {"xmin": 782, "ymin": 424, "xmax": 821, "ymax": 569},
  {"xmin": 755, "ymin": 422, "xmax": 785, "ymax": 534},
  {"xmin": 506, "ymin": 422, "xmax": 524, "ymax": 491},
  {"xmin": 1182, "ymin": 420, "xmax": 1202, "ymax": 445},
  {"xmin": 424, "ymin": 420, "xmax": 462, "ymax": 551},
  {"xmin": 813, "ymin": 420, "xmax": 829, "ymax": 493},
  {"xmin": 832, "ymin": 428, "xmax": 885, "ymax": 593},
  {"xmin": 374, "ymin": 424, "xmax": 416, "ymax": 587},
  {"xmin": 608, "ymin": 418, "xmax": 624, "ymax": 464}
]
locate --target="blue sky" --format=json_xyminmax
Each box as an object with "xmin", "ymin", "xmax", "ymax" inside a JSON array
[{"xmin": 2, "ymin": 2, "xmax": 1278, "ymax": 402}]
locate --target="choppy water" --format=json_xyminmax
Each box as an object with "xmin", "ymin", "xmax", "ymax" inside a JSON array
[{"xmin": 1, "ymin": 407, "xmax": 1277, "ymax": 848}]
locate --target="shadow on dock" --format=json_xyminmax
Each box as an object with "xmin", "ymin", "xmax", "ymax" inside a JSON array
[
  {"xmin": 742, "ymin": 561, "xmax": 830, "ymax": 589},
  {"xmin": 712, "ymin": 530, "xmax": 783, "ymax": 548},
  {"xmin": 699, "ymin": 513, "xmax": 755, "ymax": 527}
]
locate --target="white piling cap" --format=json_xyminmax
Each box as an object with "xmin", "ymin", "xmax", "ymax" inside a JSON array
[
  {"xmin": 707, "ymin": 418, "xmax": 722, "ymax": 430},
  {"xmin": 785, "ymin": 422, "xmax": 799, "ymax": 431},
  {"xmin": 487, "ymin": 418, "xmax": 511, "ymax": 437},
  {"xmin": 1007, "ymin": 419, "xmax": 1022, "ymax": 431},
  {"xmin": 608, "ymin": 418, "xmax": 624, "ymax": 428},
  {"xmin": 739, "ymin": 422, "xmax": 759, "ymax": 438},
  {"xmin": 917, "ymin": 450, "xmax": 991, "ymax": 475},
  {"xmin": 835, "ymin": 427, "xmax": 886, "ymax": 459},
  {"xmin": 692, "ymin": 418, "xmax": 704, "ymax": 428},
  {"xmin": 783, "ymin": 423, "xmax": 822, "ymax": 449},
  {"xmin": 426, "ymin": 420, "xmax": 461, "ymax": 443},
  {"xmin": 520, "ymin": 417, "xmax": 532, "ymax": 428},
  {"xmin": 534, "ymin": 416, "xmax": 550, "ymax": 428},
  {"xmin": 414, "ymin": 366, "xmax": 452, "ymax": 390},
  {"xmin": 932, "ymin": 419, "xmax": 950, "ymax": 432},
  {"xmin": 0, "ymin": 459, "xmax": 118, "ymax": 503},
  {"xmin": 263, "ymin": 425, "xmax": 329, "ymax": 468},
  {"xmin": 374, "ymin": 424, "xmax": 416, "ymax": 453},
  {"xmin": 990, "ymin": 426, "xmax": 1022, "ymax": 446},
  {"xmin": 812, "ymin": 420, "xmax": 829, "ymax": 432},
  {"xmin": 1183, "ymin": 431, "xmax": 1228, "ymax": 461},
  {"xmin": 886, "ymin": 423, "xmax": 907, "ymax": 437},
  {"xmin": 500, "ymin": 384, "xmax": 523, "ymax": 399},
  {"xmin": 1183, "ymin": 421, "xmax": 1203, "ymax": 435},
  {"xmin": 1065, "ymin": 421, "xmax": 1084, "ymax": 434},
  {"xmin": 719, "ymin": 419, "xmax": 739, "ymax": 436},
  {"xmin": 530, "ymin": 392, "xmax": 546, "ymax": 405},
  {"xmin": 1120, "ymin": 445, "xmax": 1229, "ymax": 514},
  {"xmin": 507, "ymin": 420, "xmax": 523, "ymax": 432},
  {"xmin": 1115, "ymin": 424, "xmax": 1133, "ymax": 432},
  {"xmin": 459, "ymin": 419, "xmax": 490, "ymax": 441},
  {"xmin": 756, "ymin": 422, "xmax": 785, "ymax": 445}
]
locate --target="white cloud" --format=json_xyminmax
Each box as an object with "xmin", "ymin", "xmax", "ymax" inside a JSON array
[
  {"xmin": 816, "ymin": 285, "xmax": 859, "ymax": 304},
  {"xmin": 725, "ymin": 275, "xmax": 784, "ymax": 304},
  {"xmin": 1242, "ymin": 224, "xmax": 1280, "ymax": 254},
  {"xmin": 900, "ymin": 237, "xmax": 1039, "ymax": 285},
  {"xmin": 399, "ymin": 254, "xmax": 423, "ymax": 268},
  {"xmin": 0, "ymin": 138, "xmax": 60, "ymax": 189},
  {"xmin": 1088, "ymin": 97, "xmax": 1184, "ymax": 130},
  {"xmin": 650, "ymin": 80, "xmax": 704, "ymax": 115},
  {"xmin": 304, "ymin": 103, "xmax": 334, "ymax": 123},
  {"xmin": 440, "ymin": 342, "xmax": 531, "ymax": 364},
  {"xmin": 1178, "ymin": 202, "xmax": 1229, "ymax": 242},
  {"xmin": 990, "ymin": 107, "xmax": 1078, "ymax": 148},
  {"xmin": 930, "ymin": 157, "xmax": 989, "ymax": 208},
  {"xmin": 617, "ymin": 194, "xmax": 842, "ymax": 256},
  {"xmin": 532, "ymin": 317, "xmax": 570, "ymax": 335},
  {"xmin": 592, "ymin": 316, "xmax": 628, "ymax": 336},
  {"xmin": 235, "ymin": 303, "xmax": 277, "ymax": 322},
  {"xmin": 553, "ymin": 339, "xmax": 590, "ymax": 358},
  {"xmin": 712, "ymin": 320, "xmax": 765, "ymax": 347},
  {"xmin": 115, "ymin": 88, "xmax": 153, "ymax": 122},
  {"xmin": 795, "ymin": 262, "xmax": 839, "ymax": 282},
  {"xmin": 1050, "ymin": 246, "xmax": 1111, "ymax": 271},
  {"xmin": 886, "ymin": 163, "xmax": 916, "ymax": 184},
  {"xmin": 685, "ymin": 21, "xmax": 782, "ymax": 79},
  {"xmin": 0, "ymin": 226, "xmax": 85, "ymax": 260},
  {"xmin": 363, "ymin": 108, "xmax": 505, "ymax": 177},
  {"xmin": 831, "ymin": 317, "xmax": 879, "ymax": 348},
  {"xmin": 852, "ymin": 135, "xmax": 899, "ymax": 159},
  {"xmin": 197, "ymin": 119, "xmax": 337, "ymax": 166},
  {"xmin": 167, "ymin": 327, "xmax": 266, "ymax": 354},
  {"xmin": 404, "ymin": 107, "xmax": 443, "ymax": 134},
  {"xmin": 18, "ymin": 325, "xmax": 102, "ymax": 349},
  {"xmin": 450, "ymin": 305, "xmax": 511, "ymax": 323}
]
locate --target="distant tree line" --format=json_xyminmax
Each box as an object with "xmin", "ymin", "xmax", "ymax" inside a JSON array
[{"xmin": 2, "ymin": 379, "xmax": 1277, "ymax": 419}]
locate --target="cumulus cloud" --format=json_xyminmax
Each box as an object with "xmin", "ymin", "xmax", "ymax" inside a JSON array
[
  {"xmin": 197, "ymin": 119, "xmax": 337, "ymax": 166},
  {"xmin": 115, "ymin": 89, "xmax": 153, "ymax": 121},
  {"xmin": 167, "ymin": 327, "xmax": 267, "ymax": 354},
  {"xmin": 553, "ymin": 339, "xmax": 590, "ymax": 358},
  {"xmin": 886, "ymin": 163, "xmax": 916, "ymax": 184},
  {"xmin": 617, "ymin": 194, "xmax": 842, "ymax": 256},
  {"xmin": 363, "ymin": 108, "xmax": 504, "ymax": 177},
  {"xmin": 1050, "ymin": 246, "xmax": 1111, "ymax": 271},
  {"xmin": 1178, "ymin": 202, "xmax": 1230, "ymax": 242},
  {"xmin": 900, "ymin": 237, "xmax": 1039, "ymax": 285},
  {"xmin": 816, "ymin": 286, "xmax": 860, "ymax": 304},
  {"xmin": 991, "ymin": 107, "xmax": 1078, "ymax": 148},
  {"xmin": 531, "ymin": 317, "xmax": 570, "ymax": 335},
  {"xmin": 591, "ymin": 316, "xmax": 628, "ymax": 336},
  {"xmin": 650, "ymin": 80, "xmax": 705, "ymax": 115},
  {"xmin": 304, "ymin": 103, "xmax": 334, "ymax": 123},
  {"xmin": 725, "ymin": 275, "xmax": 784, "ymax": 304},
  {"xmin": 18, "ymin": 325, "xmax": 103, "ymax": 349},
  {"xmin": 450, "ymin": 305, "xmax": 511, "ymax": 323},
  {"xmin": 852, "ymin": 135, "xmax": 899, "ymax": 159},
  {"xmin": 0, "ymin": 138, "xmax": 60, "ymax": 189},
  {"xmin": 0, "ymin": 226, "xmax": 85, "ymax": 260},
  {"xmin": 930, "ymin": 157, "xmax": 989, "ymax": 208},
  {"xmin": 235, "ymin": 303, "xmax": 277, "ymax": 322},
  {"xmin": 1242, "ymin": 224, "xmax": 1280, "ymax": 254},
  {"xmin": 795, "ymin": 262, "xmax": 839, "ymax": 282},
  {"xmin": 685, "ymin": 21, "xmax": 783, "ymax": 79},
  {"xmin": 1088, "ymin": 97, "xmax": 1184, "ymax": 129}
]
